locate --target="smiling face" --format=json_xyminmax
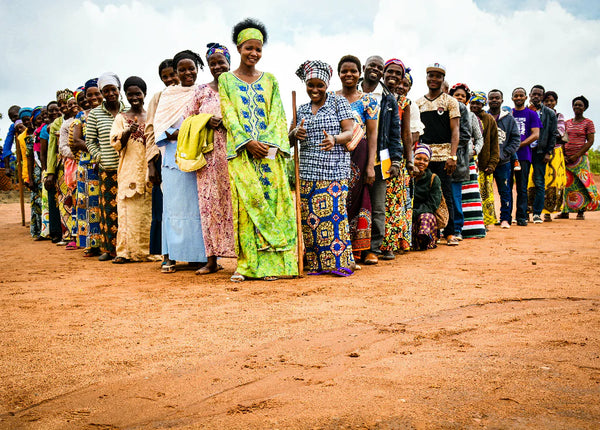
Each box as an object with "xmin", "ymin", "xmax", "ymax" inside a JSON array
[
  {"xmin": 512, "ymin": 89, "xmax": 527, "ymax": 108},
  {"xmin": 426, "ymin": 71, "xmax": 444, "ymax": 91},
  {"xmin": 207, "ymin": 53, "xmax": 230, "ymax": 81},
  {"xmin": 414, "ymin": 152, "xmax": 430, "ymax": 172},
  {"xmin": 21, "ymin": 116, "xmax": 33, "ymax": 131},
  {"xmin": 176, "ymin": 59, "xmax": 198, "ymax": 87},
  {"xmin": 363, "ymin": 57, "xmax": 384, "ymax": 83},
  {"xmin": 383, "ymin": 63, "xmax": 404, "ymax": 93},
  {"xmin": 160, "ymin": 66, "xmax": 179, "ymax": 87},
  {"xmin": 238, "ymin": 39, "xmax": 262, "ymax": 68},
  {"xmin": 125, "ymin": 85, "xmax": 145, "ymax": 110},
  {"xmin": 34, "ymin": 113, "xmax": 44, "ymax": 128},
  {"xmin": 572, "ymin": 99, "xmax": 586, "ymax": 115},
  {"xmin": 57, "ymin": 99, "xmax": 69, "ymax": 115},
  {"xmin": 470, "ymin": 100, "xmax": 484, "ymax": 115},
  {"xmin": 306, "ymin": 78, "xmax": 327, "ymax": 105},
  {"xmin": 452, "ymin": 88, "xmax": 468, "ymax": 105},
  {"xmin": 338, "ymin": 61, "xmax": 360, "ymax": 89},
  {"xmin": 47, "ymin": 103, "xmax": 60, "ymax": 122},
  {"xmin": 543, "ymin": 94, "xmax": 556, "ymax": 110},
  {"xmin": 67, "ymin": 98, "xmax": 80, "ymax": 116},
  {"xmin": 101, "ymin": 84, "xmax": 119, "ymax": 104},
  {"xmin": 85, "ymin": 87, "xmax": 103, "ymax": 109},
  {"xmin": 8, "ymin": 109, "xmax": 19, "ymax": 123},
  {"xmin": 398, "ymin": 76, "xmax": 412, "ymax": 97}
]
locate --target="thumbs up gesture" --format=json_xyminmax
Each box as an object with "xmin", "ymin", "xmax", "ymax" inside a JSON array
[
  {"xmin": 320, "ymin": 129, "xmax": 335, "ymax": 151},
  {"xmin": 130, "ymin": 116, "xmax": 139, "ymax": 134},
  {"xmin": 295, "ymin": 118, "xmax": 307, "ymax": 141}
]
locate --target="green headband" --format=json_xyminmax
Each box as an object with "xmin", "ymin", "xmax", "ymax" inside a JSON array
[{"xmin": 237, "ymin": 28, "xmax": 263, "ymax": 46}]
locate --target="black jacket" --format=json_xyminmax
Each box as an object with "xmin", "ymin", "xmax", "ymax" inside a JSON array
[{"xmin": 536, "ymin": 105, "xmax": 558, "ymax": 155}]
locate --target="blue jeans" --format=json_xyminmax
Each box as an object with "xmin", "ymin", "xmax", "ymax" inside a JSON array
[
  {"xmin": 514, "ymin": 159, "xmax": 531, "ymax": 221},
  {"xmin": 452, "ymin": 182, "xmax": 464, "ymax": 234},
  {"xmin": 531, "ymin": 152, "xmax": 547, "ymax": 215},
  {"xmin": 493, "ymin": 162, "xmax": 513, "ymax": 223}
]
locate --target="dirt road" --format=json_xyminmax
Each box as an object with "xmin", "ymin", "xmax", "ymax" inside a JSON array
[{"xmin": 1, "ymin": 200, "xmax": 599, "ymax": 429}]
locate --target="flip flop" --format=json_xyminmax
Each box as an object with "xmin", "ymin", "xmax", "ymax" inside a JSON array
[
  {"xmin": 161, "ymin": 260, "xmax": 176, "ymax": 273},
  {"xmin": 112, "ymin": 256, "xmax": 129, "ymax": 264},
  {"xmin": 230, "ymin": 272, "xmax": 245, "ymax": 282},
  {"xmin": 65, "ymin": 241, "xmax": 78, "ymax": 250},
  {"xmin": 195, "ymin": 264, "xmax": 224, "ymax": 275}
]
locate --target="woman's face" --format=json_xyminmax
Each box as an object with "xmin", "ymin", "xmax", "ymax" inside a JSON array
[
  {"xmin": 543, "ymin": 95, "xmax": 556, "ymax": 110},
  {"xmin": 207, "ymin": 53, "xmax": 230, "ymax": 81},
  {"xmin": 58, "ymin": 100, "xmax": 69, "ymax": 115},
  {"xmin": 101, "ymin": 85, "xmax": 120, "ymax": 104},
  {"xmin": 383, "ymin": 64, "xmax": 404, "ymax": 93},
  {"xmin": 398, "ymin": 77, "xmax": 411, "ymax": 97},
  {"xmin": 85, "ymin": 87, "xmax": 103, "ymax": 109},
  {"xmin": 47, "ymin": 103, "xmax": 60, "ymax": 121},
  {"xmin": 572, "ymin": 100, "xmax": 586, "ymax": 115},
  {"xmin": 34, "ymin": 114, "xmax": 44, "ymax": 128},
  {"xmin": 125, "ymin": 85, "xmax": 145, "ymax": 110},
  {"xmin": 452, "ymin": 88, "xmax": 468, "ymax": 105},
  {"xmin": 338, "ymin": 61, "xmax": 360, "ymax": 89},
  {"xmin": 160, "ymin": 66, "xmax": 179, "ymax": 87},
  {"xmin": 177, "ymin": 59, "xmax": 197, "ymax": 87},
  {"xmin": 237, "ymin": 39, "xmax": 262, "ymax": 67},
  {"xmin": 306, "ymin": 78, "xmax": 327, "ymax": 105},
  {"xmin": 67, "ymin": 98, "xmax": 80, "ymax": 116},
  {"xmin": 41, "ymin": 108, "xmax": 49, "ymax": 124},
  {"xmin": 414, "ymin": 153, "xmax": 430, "ymax": 172}
]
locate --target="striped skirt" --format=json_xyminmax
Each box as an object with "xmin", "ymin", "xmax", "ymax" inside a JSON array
[{"xmin": 461, "ymin": 161, "xmax": 486, "ymax": 238}]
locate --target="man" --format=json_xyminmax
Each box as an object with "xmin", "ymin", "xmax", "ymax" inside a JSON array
[
  {"xmin": 469, "ymin": 91, "xmax": 499, "ymax": 227},
  {"xmin": 528, "ymin": 84, "xmax": 557, "ymax": 223},
  {"xmin": 511, "ymin": 87, "xmax": 541, "ymax": 226},
  {"xmin": 488, "ymin": 89, "xmax": 521, "ymax": 229},
  {"xmin": 2, "ymin": 105, "xmax": 21, "ymax": 175},
  {"xmin": 360, "ymin": 55, "xmax": 402, "ymax": 264},
  {"xmin": 416, "ymin": 63, "xmax": 460, "ymax": 245}
]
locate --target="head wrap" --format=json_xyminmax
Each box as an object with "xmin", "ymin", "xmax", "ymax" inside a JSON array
[
  {"xmin": 206, "ymin": 43, "xmax": 231, "ymax": 64},
  {"xmin": 470, "ymin": 91, "xmax": 487, "ymax": 105},
  {"xmin": 404, "ymin": 68, "xmax": 413, "ymax": 87},
  {"xmin": 18, "ymin": 107, "xmax": 33, "ymax": 119},
  {"xmin": 85, "ymin": 78, "xmax": 98, "ymax": 92},
  {"xmin": 426, "ymin": 62, "xmax": 446, "ymax": 75},
  {"xmin": 572, "ymin": 95, "xmax": 589, "ymax": 110},
  {"xmin": 32, "ymin": 106, "xmax": 44, "ymax": 120},
  {"xmin": 501, "ymin": 106, "xmax": 512, "ymax": 113},
  {"xmin": 56, "ymin": 89, "xmax": 74, "ymax": 103},
  {"xmin": 414, "ymin": 144, "xmax": 432, "ymax": 160},
  {"xmin": 543, "ymin": 91, "xmax": 558, "ymax": 102},
  {"xmin": 123, "ymin": 76, "xmax": 147, "ymax": 95},
  {"xmin": 295, "ymin": 60, "xmax": 334, "ymax": 86},
  {"xmin": 15, "ymin": 119, "xmax": 23, "ymax": 125},
  {"xmin": 384, "ymin": 58, "xmax": 406, "ymax": 77},
  {"xmin": 98, "ymin": 72, "xmax": 121, "ymax": 91},
  {"xmin": 449, "ymin": 82, "xmax": 471, "ymax": 99},
  {"xmin": 237, "ymin": 28, "xmax": 264, "ymax": 45},
  {"xmin": 73, "ymin": 86, "xmax": 85, "ymax": 101}
]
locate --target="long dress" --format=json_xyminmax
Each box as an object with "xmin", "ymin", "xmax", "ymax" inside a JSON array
[
  {"xmin": 111, "ymin": 114, "xmax": 152, "ymax": 261},
  {"xmin": 219, "ymin": 71, "xmax": 298, "ymax": 278},
  {"xmin": 57, "ymin": 118, "xmax": 77, "ymax": 241},
  {"xmin": 381, "ymin": 95, "xmax": 413, "ymax": 253},
  {"xmin": 461, "ymin": 113, "xmax": 486, "ymax": 239},
  {"xmin": 185, "ymin": 84, "xmax": 235, "ymax": 258},
  {"xmin": 154, "ymin": 84, "xmax": 207, "ymax": 263}
]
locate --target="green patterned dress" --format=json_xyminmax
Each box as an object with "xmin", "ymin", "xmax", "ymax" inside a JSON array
[{"xmin": 219, "ymin": 72, "xmax": 298, "ymax": 278}]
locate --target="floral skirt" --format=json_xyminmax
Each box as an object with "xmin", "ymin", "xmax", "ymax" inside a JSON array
[
  {"xmin": 30, "ymin": 164, "xmax": 43, "ymax": 238},
  {"xmin": 527, "ymin": 147, "xmax": 566, "ymax": 213},
  {"xmin": 57, "ymin": 163, "xmax": 76, "ymax": 240},
  {"xmin": 411, "ymin": 213, "xmax": 437, "ymax": 251},
  {"xmin": 301, "ymin": 179, "xmax": 354, "ymax": 276},
  {"xmin": 346, "ymin": 137, "xmax": 372, "ymax": 255},
  {"xmin": 381, "ymin": 165, "xmax": 412, "ymax": 252},
  {"xmin": 99, "ymin": 169, "xmax": 119, "ymax": 255},
  {"xmin": 562, "ymin": 154, "xmax": 600, "ymax": 212},
  {"xmin": 478, "ymin": 171, "xmax": 497, "ymax": 226}
]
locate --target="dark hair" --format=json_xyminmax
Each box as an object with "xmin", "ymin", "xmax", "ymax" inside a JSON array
[
  {"xmin": 543, "ymin": 91, "xmax": 558, "ymax": 102},
  {"xmin": 449, "ymin": 84, "xmax": 471, "ymax": 99},
  {"xmin": 123, "ymin": 76, "xmax": 147, "ymax": 95},
  {"xmin": 531, "ymin": 84, "xmax": 545, "ymax": 93},
  {"xmin": 572, "ymin": 95, "xmax": 589, "ymax": 110},
  {"xmin": 8, "ymin": 105, "xmax": 20, "ymax": 115},
  {"xmin": 232, "ymin": 17, "xmax": 268, "ymax": 45},
  {"xmin": 488, "ymin": 89, "xmax": 503, "ymax": 97},
  {"xmin": 158, "ymin": 59, "xmax": 174, "ymax": 78},
  {"xmin": 173, "ymin": 50, "xmax": 204, "ymax": 71},
  {"xmin": 337, "ymin": 55, "xmax": 361, "ymax": 73},
  {"xmin": 47, "ymin": 101, "xmax": 58, "ymax": 108},
  {"xmin": 512, "ymin": 87, "xmax": 526, "ymax": 96}
]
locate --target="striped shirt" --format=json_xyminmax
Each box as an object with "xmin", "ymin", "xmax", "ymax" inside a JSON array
[
  {"xmin": 565, "ymin": 118, "xmax": 595, "ymax": 159},
  {"xmin": 86, "ymin": 101, "xmax": 127, "ymax": 170}
]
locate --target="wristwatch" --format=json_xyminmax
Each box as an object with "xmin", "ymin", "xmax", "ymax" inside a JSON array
[{"xmin": 449, "ymin": 155, "xmax": 457, "ymax": 161}]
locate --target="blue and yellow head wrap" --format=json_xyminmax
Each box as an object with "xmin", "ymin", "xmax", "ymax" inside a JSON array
[{"xmin": 206, "ymin": 43, "xmax": 231, "ymax": 64}]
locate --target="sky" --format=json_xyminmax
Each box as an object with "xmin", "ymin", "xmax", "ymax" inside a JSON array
[{"xmin": 1, "ymin": 0, "xmax": 599, "ymax": 149}]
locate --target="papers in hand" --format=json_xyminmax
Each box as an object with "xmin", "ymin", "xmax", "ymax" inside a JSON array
[
  {"xmin": 265, "ymin": 146, "xmax": 278, "ymax": 160},
  {"xmin": 380, "ymin": 148, "xmax": 392, "ymax": 179}
]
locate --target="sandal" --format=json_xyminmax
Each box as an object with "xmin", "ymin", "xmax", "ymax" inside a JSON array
[
  {"xmin": 195, "ymin": 264, "xmax": 224, "ymax": 275},
  {"xmin": 65, "ymin": 241, "xmax": 78, "ymax": 250},
  {"xmin": 161, "ymin": 260, "xmax": 176, "ymax": 273},
  {"xmin": 576, "ymin": 213, "xmax": 585, "ymax": 220},
  {"xmin": 446, "ymin": 236, "xmax": 460, "ymax": 246},
  {"xmin": 230, "ymin": 272, "xmax": 245, "ymax": 282},
  {"xmin": 83, "ymin": 248, "xmax": 101, "ymax": 257},
  {"xmin": 263, "ymin": 276, "xmax": 278, "ymax": 281},
  {"xmin": 112, "ymin": 256, "xmax": 129, "ymax": 264}
]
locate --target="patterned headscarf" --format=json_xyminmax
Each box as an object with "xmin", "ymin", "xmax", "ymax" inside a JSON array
[
  {"xmin": 295, "ymin": 60, "xmax": 333, "ymax": 86},
  {"xmin": 237, "ymin": 28, "xmax": 264, "ymax": 45},
  {"xmin": 414, "ymin": 143, "xmax": 432, "ymax": 160},
  {"xmin": 384, "ymin": 58, "xmax": 406, "ymax": 77},
  {"xmin": 206, "ymin": 43, "xmax": 230, "ymax": 64},
  {"xmin": 84, "ymin": 78, "xmax": 98, "ymax": 91},
  {"xmin": 98, "ymin": 72, "xmax": 121, "ymax": 91},
  {"xmin": 32, "ymin": 106, "xmax": 44, "ymax": 120},
  {"xmin": 73, "ymin": 86, "xmax": 85, "ymax": 101},
  {"xmin": 449, "ymin": 82, "xmax": 471, "ymax": 99},
  {"xmin": 18, "ymin": 107, "xmax": 33, "ymax": 119},
  {"xmin": 56, "ymin": 89, "xmax": 74, "ymax": 103},
  {"xmin": 404, "ymin": 68, "xmax": 413, "ymax": 87},
  {"xmin": 470, "ymin": 91, "xmax": 487, "ymax": 105}
]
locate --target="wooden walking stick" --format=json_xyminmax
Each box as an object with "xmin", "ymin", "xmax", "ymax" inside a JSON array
[
  {"xmin": 291, "ymin": 91, "xmax": 304, "ymax": 276},
  {"xmin": 15, "ymin": 138, "xmax": 25, "ymax": 226}
]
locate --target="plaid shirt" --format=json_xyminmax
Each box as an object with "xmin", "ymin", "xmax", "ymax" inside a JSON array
[{"xmin": 297, "ymin": 93, "xmax": 353, "ymax": 181}]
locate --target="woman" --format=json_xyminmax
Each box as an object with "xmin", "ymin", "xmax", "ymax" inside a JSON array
[
  {"xmin": 219, "ymin": 18, "xmax": 298, "ymax": 281},
  {"xmin": 70, "ymin": 79, "xmax": 102, "ymax": 255},
  {"xmin": 293, "ymin": 59, "xmax": 355, "ymax": 276},
  {"xmin": 146, "ymin": 59, "xmax": 179, "ymax": 259},
  {"xmin": 16, "ymin": 108, "xmax": 37, "ymax": 237},
  {"xmin": 334, "ymin": 55, "xmax": 377, "ymax": 263},
  {"xmin": 560, "ymin": 96, "xmax": 598, "ymax": 219},
  {"xmin": 412, "ymin": 144, "xmax": 442, "ymax": 251},
  {"xmin": 29, "ymin": 106, "xmax": 46, "ymax": 239},
  {"xmin": 185, "ymin": 43, "xmax": 235, "ymax": 274},
  {"xmin": 57, "ymin": 95, "xmax": 78, "ymax": 249},
  {"xmin": 153, "ymin": 50, "xmax": 207, "ymax": 272},
  {"xmin": 449, "ymin": 83, "xmax": 486, "ymax": 239},
  {"xmin": 381, "ymin": 58, "xmax": 415, "ymax": 258},
  {"xmin": 39, "ymin": 101, "xmax": 62, "ymax": 242},
  {"xmin": 110, "ymin": 76, "xmax": 152, "ymax": 263}
]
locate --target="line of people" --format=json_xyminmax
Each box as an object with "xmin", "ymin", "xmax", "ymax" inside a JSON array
[{"xmin": 2, "ymin": 18, "xmax": 598, "ymax": 281}]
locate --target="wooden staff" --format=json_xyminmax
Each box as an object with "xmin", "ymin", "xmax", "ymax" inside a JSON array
[
  {"xmin": 291, "ymin": 91, "xmax": 304, "ymax": 276},
  {"xmin": 15, "ymin": 137, "xmax": 25, "ymax": 226}
]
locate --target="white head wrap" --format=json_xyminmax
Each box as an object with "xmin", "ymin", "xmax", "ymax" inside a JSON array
[{"xmin": 98, "ymin": 72, "xmax": 121, "ymax": 90}]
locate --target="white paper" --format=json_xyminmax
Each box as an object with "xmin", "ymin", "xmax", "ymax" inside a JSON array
[{"xmin": 265, "ymin": 146, "xmax": 278, "ymax": 160}]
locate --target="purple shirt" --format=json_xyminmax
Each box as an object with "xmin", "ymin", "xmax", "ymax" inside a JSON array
[{"xmin": 512, "ymin": 107, "xmax": 542, "ymax": 162}]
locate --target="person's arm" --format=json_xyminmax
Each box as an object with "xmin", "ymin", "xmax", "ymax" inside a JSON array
[
  {"xmin": 110, "ymin": 114, "xmax": 128, "ymax": 153},
  {"xmin": 446, "ymin": 117, "xmax": 459, "ymax": 174},
  {"xmin": 365, "ymin": 118, "xmax": 377, "ymax": 184},
  {"xmin": 556, "ymin": 113, "xmax": 565, "ymax": 139},
  {"xmin": 387, "ymin": 94, "xmax": 403, "ymax": 162},
  {"xmin": 544, "ymin": 109, "xmax": 557, "ymax": 160},
  {"xmin": 487, "ymin": 116, "xmax": 500, "ymax": 172},
  {"xmin": 471, "ymin": 113, "xmax": 484, "ymax": 155},
  {"xmin": 71, "ymin": 121, "xmax": 87, "ymax": 153},
  {"xmin": 504, "ymin": 117, "xmax": 521, "ymax": 159},
  {"xmin": 520, "ymin": 127, "xmax": 539, "ymax": 148},
  {"xmin": 3, "ymin": 124, "xmax": 15, "ymax": 172},
  {"xmin": 401, "ymin": 103, "xmax": 415, "ymax": 175},
  {"xmin": 85, "ymin": 111, "xmax": 101, "ymax": 162}
]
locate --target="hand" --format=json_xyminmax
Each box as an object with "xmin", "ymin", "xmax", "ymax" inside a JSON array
[
  {"xmin": 207, "ymin": 116, "xmax": 223, "ymax": 130},
  {"xmin": 445, "ymin": 157, "xmax": 457, "ymax": 175},
  {"xmin": 246, "ymin": 140, "xmax": 269, "ymax": 158},
  {"xmin": 129, "ymin": 119, "xmax": 139, "ymax": 134},
  {"xmin": 165, "ymin": 129, "xmax": 179, "ymax": 141},
  {"xmin": 387, "ymin": 164, "xmax": 400, "ymax": 178},
  {"xmin": 148, "ymin": 160, "xmax": 161, "ymax": 185},
  {"xmin": 320, "ymin": 130, "xmax": 335, "ymax": 151},
  {"xmin": 5, "ymin": 167, "xmax": 12, "ymax": 177},
  {"xmin": 406, "ymin": 161, "xmax": 417, "ymax": 177},
  {"xmin": 295, "ymin": 119, "xmax": 307, "ymax": 141},
  {"xmin": 485, "ymin": 166, "xmax": 494, "ymax": 174},
  {"xmin": 543, "ymin": 153, "xmax": 551, "ymax": 163},
  {"xmin": 24, "ymin": 181, "xmax": 33, "ymax": 190},
  {"xmin": 365, "ymin": 165, "xmax": 375, "ymax": 185}
]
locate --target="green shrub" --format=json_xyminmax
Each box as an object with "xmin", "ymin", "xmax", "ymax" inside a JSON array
[{"xmin": 589, "ymin": 148, "xmax": 600, "ymax": 174}]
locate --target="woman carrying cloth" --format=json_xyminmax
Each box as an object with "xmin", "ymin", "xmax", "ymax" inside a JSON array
[{"xmin": 219, "ymin": 18, "xmax": 298, "ymax": 282}]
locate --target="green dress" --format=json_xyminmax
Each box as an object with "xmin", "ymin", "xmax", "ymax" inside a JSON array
[{"xmin": 219, "ymin": 71, "xmax": 298, "ymax": 278}]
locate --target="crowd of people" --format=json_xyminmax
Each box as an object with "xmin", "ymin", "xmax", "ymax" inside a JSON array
[{"xmin": 1, "ymin": 18, "xmax": 598, "ymax": 282}]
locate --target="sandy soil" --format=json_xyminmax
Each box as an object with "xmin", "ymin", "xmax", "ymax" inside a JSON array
[{"xmin": 0, "ymin": 197, "xmax": 599, "ymax": 429}]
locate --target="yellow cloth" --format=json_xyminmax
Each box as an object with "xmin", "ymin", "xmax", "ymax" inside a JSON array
[
  {"xmin": 17, "ymin": 131, "xmax": 29, "ymax": 182},
  {"xmin": 175, "ymin": 113, "xmax": 214, "ymax": 172}
]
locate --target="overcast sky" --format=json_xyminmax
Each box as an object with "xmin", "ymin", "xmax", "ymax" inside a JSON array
[{"xmin": 1, "ymin": 0, "xmax": 598, "ymax": 148}]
